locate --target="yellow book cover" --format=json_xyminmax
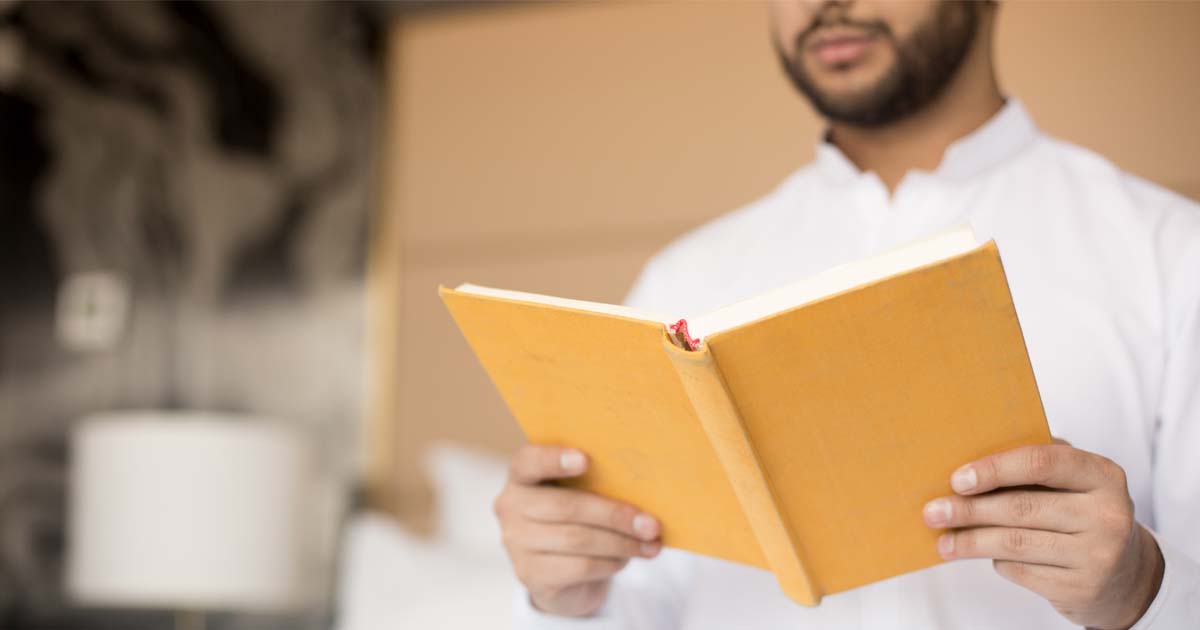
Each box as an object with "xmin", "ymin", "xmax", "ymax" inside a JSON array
[{"xmin": 439, "ymin": 228, "xmax": 1051, "ymax": 606}]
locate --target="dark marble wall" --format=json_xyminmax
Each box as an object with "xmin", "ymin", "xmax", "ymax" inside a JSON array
[{"xmin": 0, "ymin": 2, "xmax": 383, "ymax": 628}]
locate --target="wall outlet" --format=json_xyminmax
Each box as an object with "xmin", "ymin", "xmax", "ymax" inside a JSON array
[{"xmin": 56, "ymin": 271, "xmax": 131, "ymax": 352}]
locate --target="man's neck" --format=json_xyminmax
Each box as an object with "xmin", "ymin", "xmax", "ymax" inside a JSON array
[
  {"xmin": 827, "ymin": 17, "xmax": 1005, "ymax": 193},
  {"xmin": 828, "ymin": 87, "xmax": 1004, "ymax": 193}
]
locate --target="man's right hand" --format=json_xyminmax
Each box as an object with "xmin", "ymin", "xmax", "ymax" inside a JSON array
[{"xmin": 494, "ymin": 444, "xmax": 663, "ymax": 617}]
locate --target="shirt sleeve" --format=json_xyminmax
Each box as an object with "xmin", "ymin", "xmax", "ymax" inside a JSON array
[
  {"xmin": 513, "ymin": 551, "xmax": 696, "ymax": 630},
  {"xmin": 512, "ymin": 257, "xmax": 693, "ymax": 629},
  {"xmin": 1131, "ymin": 204, "xmax": 1200, "ymax": 629},
  {"xmin": 1127, "ymin": 534, "xmax": 1200, "ymax": 630},
  {"xmin": 621, "ymin": 253, "xmax": 670, "ymax": 314}
]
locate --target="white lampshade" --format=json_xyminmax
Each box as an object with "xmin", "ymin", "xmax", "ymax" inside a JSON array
[{"xmin": 67, "ymin": 411, "xmax": 312, "ymax": 612}]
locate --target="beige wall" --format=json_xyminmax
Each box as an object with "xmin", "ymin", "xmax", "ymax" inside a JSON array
[{"xmin": 367, "ymin": 1, "xmax": 1200, "ymax": 518}]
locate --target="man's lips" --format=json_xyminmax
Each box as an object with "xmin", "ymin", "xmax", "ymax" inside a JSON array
[{"xmin": 807, "ymin": 31, "xmax": 878, "ymax": 66}]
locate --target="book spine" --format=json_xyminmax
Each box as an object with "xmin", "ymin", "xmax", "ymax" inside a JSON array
[{"xmin": 660, "ymin": 332, "xmax": 820, "ymax": 607}]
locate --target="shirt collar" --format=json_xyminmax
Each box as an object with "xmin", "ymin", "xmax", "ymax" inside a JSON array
[{"xmin": 814, "ymin": 98, "xmax": 1040, "ymax": 183}]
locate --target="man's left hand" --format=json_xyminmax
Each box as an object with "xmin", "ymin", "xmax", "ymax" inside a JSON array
[{"xmin": 923, "ymin": 442, "xmax": 1164, "ymax": 630}]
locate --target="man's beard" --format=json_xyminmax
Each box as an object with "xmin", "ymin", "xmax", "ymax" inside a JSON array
[{"xmin": 776, "ymin": 2, "xmax": 980, "ymax": 128}]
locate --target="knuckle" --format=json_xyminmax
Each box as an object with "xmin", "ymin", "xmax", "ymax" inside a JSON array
[
  {"xmin": 982, "ymin": 456, "xmax": 1002, "ymax": 485},
  {"xmin": 1010, "ymin": 492, "xmax": 1038, "ymax": 522},
  {"xmin": 1026, "ymin": 448, "xmax": 1055, "ymax": 480},
  {"xmin": 1120, "ymin": 492, "xmax": 1136, "ymax": 515},
  {"xmin": 1092, "ymin": 452, "xmax": 1114, "ymax": 470},
  {"xmin": 1099, "ymin": 504, "xmax": 1135, "ymax": 539},
  {"xmin": 1009, "ymin": 562, "xmax": 1029, "ymax": 581},
  {"xmin": 958, "ymin": 497, "xmax": 976, "ymax": 523},
  {"xmin": 956, "ymin": 531, "xmax": 975, "ymax": 554},
  {"xmin": 511, "ymin": 444, "xmax": 556, "ymax": 481},
  {"xmin": 552, "ymin": 495, "xmax": 579, "ymax": 521},
  {"xmin": 995, "ymin": 559, "xmax": 1026, "ymax": 581},
  {"xmin": 1114, "ymin": 507, "xmax": 1135, "ymax": 533},
  {"xmin": 1003, "ymin": 528, "xmax": 1031, "ymax": 553},
  {"xmin": 1114, "ymin": 465, "xmax": 1129, "ymax": 488},
  {"xmin": 508, "ymin": 451, "xmax": 530, "ymax": 481},
  {"xmin": 514, "ymin": 443, "xmax": 538, "ymax": 461},
  {"xmin": 610, "ymin": 502, "xmax": 636, "ymax": 531},
  {"xmin": 571, "ymin": 558, "xmax": 599, "ymax": 581},
  {"xmin": 562, "ymin": 526, "xmax": 589, "ymax": 550},
  {"xmin": 1089, "ymin": 543, "xmax": 1120, "ymax": 571},
  {"xmin": 1105, "ymin": 459, "xmax": 1129, "ymax": 487}
]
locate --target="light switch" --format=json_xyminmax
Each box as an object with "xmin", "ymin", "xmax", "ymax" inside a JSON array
[{"xmin": 56, "ymin": 271, "xmax": 131, "ymax": 352}]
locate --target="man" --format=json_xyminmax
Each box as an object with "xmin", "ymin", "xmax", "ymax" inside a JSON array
[{"xmin": 493, "ymin": 2, "xmax": 1200, "ymax": 628}]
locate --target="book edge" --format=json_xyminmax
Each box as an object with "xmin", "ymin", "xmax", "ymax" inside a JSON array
[
  {"xmin": 438, "ymin": 285, "xmax": 673, "ymax": 332},
  {"xmin": 704, "ymin": 241, "xmax": 998, "ymax": 347}
]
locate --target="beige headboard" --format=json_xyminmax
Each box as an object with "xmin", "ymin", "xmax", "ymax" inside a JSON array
[{"xmin": 365, "ymin": 1, "xmax": 1200, "ymax": 525}]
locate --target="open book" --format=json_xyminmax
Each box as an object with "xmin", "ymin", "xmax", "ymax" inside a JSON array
[{"xmin": 439, "ymin": 227, "xmax": 1050, "ymax": 606}]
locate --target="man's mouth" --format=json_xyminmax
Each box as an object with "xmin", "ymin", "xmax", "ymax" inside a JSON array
[{"xmin": 806, "ymin": 29, "xmax": 879, "ymax": 67}]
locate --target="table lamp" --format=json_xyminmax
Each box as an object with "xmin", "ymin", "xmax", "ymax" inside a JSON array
[{"xmin": 66, "ymin": 411, "xmax": 313, "ymax": 630}]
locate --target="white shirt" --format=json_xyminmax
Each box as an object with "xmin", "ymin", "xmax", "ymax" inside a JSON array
[{"xmin": 516, "ymin": 100, "xmax": 1200, "ymax": 629}]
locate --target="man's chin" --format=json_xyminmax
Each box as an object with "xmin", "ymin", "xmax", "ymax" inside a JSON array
[
  {"xmin": 811, "ymin": 89, "xmax": 886, "ymax": 114},
  {"xmin": 782, "ymin": 54, "xmax": 906, "ymax": 127},
  {"xmin": 807, "ymin": 92, "xmax": 906, "ymax": 128},
  {"xmin": 799, "ymin": 67, "xmax": 906, "ymax": 125}
]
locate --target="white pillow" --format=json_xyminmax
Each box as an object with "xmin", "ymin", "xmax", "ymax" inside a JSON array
[
  {"xmin": 337, "ymin": 513, "xmax": 517, "ymax": 630},
  {"xmin": 422, "ymin": 442, "xmax": 511, "ymax": 558}
]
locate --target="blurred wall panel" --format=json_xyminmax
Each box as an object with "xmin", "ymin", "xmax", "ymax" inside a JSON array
[
  {"xmin": 390, "ymin": 3, "xmax": 815, "ymax": 250},
  {"xmin": 996, "ymin": 1, "xmax": 1200, "ymax": 199},
  {"xmin": 370, "ymin": 1, "xmax": 819, "ymax": 519},
  {"xmin": 370, "ymin": 1, "xmax": 1200, "ymax": 518}
]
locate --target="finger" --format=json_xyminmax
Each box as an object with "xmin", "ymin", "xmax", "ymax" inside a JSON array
[
  {"xmin": 950, "ymin": 445, "xmax": 1114, "ymax": 495},
  {"xmin": 510, "ymin": 444, "xmax": 589, "ymax": 484},
  {"xmin": 939, "ymin": 527, "xmax": 1079, "ymax": 567},
  {"xmin": 923, "ymin": 490, "xmax": 1090, "ymax": 533},
  {"xmin": 520, "ymin": 553, "xmax": 630, "ymax": 588},
  {"xmin": 992, "ymin": 559, "xmax": 1073, "ymax": 593},
  {"xmin": 509, "ymin": 522, "xmax": 661, "ymax": 559},
  {"xmin": 512, "ymin": 484, "xmax": 661, "ymax": 541}
]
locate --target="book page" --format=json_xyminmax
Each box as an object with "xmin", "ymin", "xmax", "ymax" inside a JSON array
[
  {"xmin": 452, "ymin": 284, "xmax": 673, "ymax": 327},
  {"xmin": 686, "ymin": 227, "xmax": 978, "ymax": 340},
  {"xmin": 455, "ymin": 226, "xmax": 977, "ymax": 345}
]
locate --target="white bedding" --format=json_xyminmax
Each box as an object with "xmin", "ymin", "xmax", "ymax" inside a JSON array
[
  {"xmin": 336, "ymin": 444, "xmax": 519, "ymax": 630},
  {"xmin": 336, "ymin": 513, "xmax": 518, "ymax": 630}
]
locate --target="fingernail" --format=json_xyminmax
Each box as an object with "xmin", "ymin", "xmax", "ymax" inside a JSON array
[
  {"xmin": 641, "ymin": 542, "xmax": 660, "ymax": 557},
  {"xmin": 923, "ymin": 498, "xmax": 951, "ymax": 527},
  {"xmin": 951, "ymin": 465, "xmax": 977, "ymax": 493},
  {"xmin": 632, "ymin": 513, "xmax": 658, "ymax": 540},
  {"xmin": 937, "ymin": 534, "xmax": 955, "ymax": 558},
  {"xmin": 560, "ymin": 450, "xmax": 586, "ymax": 473}
]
